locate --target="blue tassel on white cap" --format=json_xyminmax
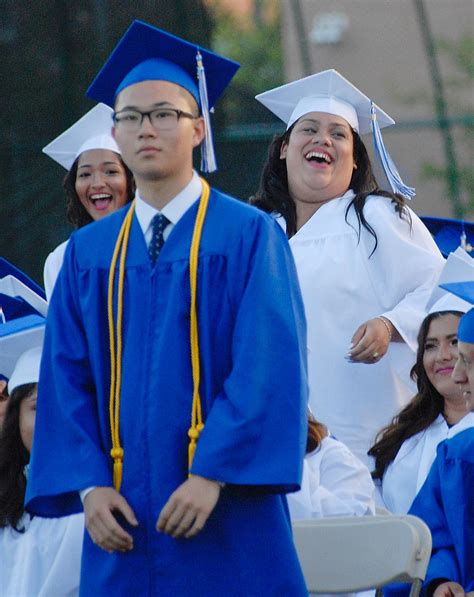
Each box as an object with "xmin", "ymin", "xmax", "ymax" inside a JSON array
[
  {"xmin": 371, "ymin": 102, "xmax": 415, "ymax": 200},
  {"xmin": 196, "ymin": 51, "xmax": 217, "ymax": 173}
]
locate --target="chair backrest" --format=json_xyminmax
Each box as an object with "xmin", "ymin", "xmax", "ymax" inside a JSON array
[{"xmin": 292, "ymin": 515, "xmax": 432, "ymax": 594}]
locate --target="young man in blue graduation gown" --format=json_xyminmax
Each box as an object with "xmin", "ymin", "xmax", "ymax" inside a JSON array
[
  {"xmin": 409, "ymin": 293, "xmax": 474, "ymax": 597},
  {"xmin": 25, "ymin": 21, "xmax": 308, "ymax": 596}
]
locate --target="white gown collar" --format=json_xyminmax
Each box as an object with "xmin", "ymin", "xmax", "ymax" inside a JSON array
[{"xmin": 290, "ymin": 189, "xmax": 356, "ymax": 241}]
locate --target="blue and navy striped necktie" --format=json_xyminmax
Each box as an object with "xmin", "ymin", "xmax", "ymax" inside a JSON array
[{"xmin": 148, "ymin": 213, "xmax": 170, "ymax": 266}]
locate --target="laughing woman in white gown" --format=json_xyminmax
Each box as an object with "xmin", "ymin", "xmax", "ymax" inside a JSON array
[
  {"xmin": 43, "ymin": 103, "xmax": 134, "ymax": 300},
  {"xmin": 0, "ymin": 346, "xmax": 84, "ymax": 596},
  {"xmin": 252, "ymin": 70, "xmax": 444, "ymax": 465}
]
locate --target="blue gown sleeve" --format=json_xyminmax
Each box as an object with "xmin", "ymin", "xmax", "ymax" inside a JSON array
[
  {"xmin": 25, "ymin": 238, "xmax": 113, "ymax": 517},
  {"xmin": 409, "ymin": 446, "xmax": 461, "ymax": 588},
  {"xmin": 190, "ymin": 213, "xmax": 308, "ymax": 492}
]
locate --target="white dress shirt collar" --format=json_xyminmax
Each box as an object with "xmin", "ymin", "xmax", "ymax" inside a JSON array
[{"xmin": 134, "ymin": 171, "xmax": 203, "ymax": 237}]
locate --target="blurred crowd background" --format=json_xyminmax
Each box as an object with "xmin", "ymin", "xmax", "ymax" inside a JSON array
[{"xmin": 1, "ymin": 0, "xmax": 472, "ymax": 283}]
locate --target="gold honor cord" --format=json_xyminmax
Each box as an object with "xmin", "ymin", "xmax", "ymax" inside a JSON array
[
  {"xmin": 107, "ymin": 179, "xmax": 211, "ymax": 492},
  {"xmin": 187, "ymin": 179, "xmax": 210, "ymax": 471},
  {"xmin": 108, "ymin": 199, "xmax": 136, "ymax": 491}
]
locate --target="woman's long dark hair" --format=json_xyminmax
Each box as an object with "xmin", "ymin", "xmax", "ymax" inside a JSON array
[
  {"xmin": 250, "ymin": 125, "xmax": 409, "ymax": 246},
  {"xmin": 0, "ymin": 383, "xmax": 36, "ymax": 530},
  {"xmin": 64, "ymin": 153, "xmax": 135, "ymax": 229},
  {"xmin": 368, "ymin": 311, "xmax": 463, "ymax": 480}
]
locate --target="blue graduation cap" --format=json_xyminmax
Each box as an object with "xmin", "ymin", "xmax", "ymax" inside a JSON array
[
  {"xmin": 87, "ymin": 19, "xmax": 240, "ymax": 172},
  {"xmin": 0, "ymin": 313, "xmax": 45, "ymax": 379},
  {"xmin": 0, "ymin": 258, "xmax": 46, "ymax": 301},
  {"xmin": 440, "ymin": 281, "xmax": 474, "ymax": 306},
  {"xmin": 440, "ymin": 280, "xmax": 474, "ymax": 343},
  {"xmin": 421, "ymin": 216, "xmax": 474, "ymax": 258},
  {"xmin": 0, "ymin": 261, "xmax": 47, "ymax": 378}
]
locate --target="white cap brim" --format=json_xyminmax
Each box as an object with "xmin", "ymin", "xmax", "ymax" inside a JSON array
[
  {"xmin": 255, "ymin": 69, "xmax": 394, "ymax": 134},
  {"xmin": 43, "ymin": 103, "xmax": 120, "ymax": 170},
  {"xmin": 8, "ymin": 346, "xmax": 43, "ymax": 394}
]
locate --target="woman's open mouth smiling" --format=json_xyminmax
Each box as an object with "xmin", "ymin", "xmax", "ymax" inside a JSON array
[{"xmin": 89, "ymin": 193, "xmax": 114, "ymax": 211}]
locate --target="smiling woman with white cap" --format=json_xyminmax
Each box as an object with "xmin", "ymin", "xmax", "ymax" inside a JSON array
[
  {"xmin": 42, "ymin": 103, "xmax": 135, "ymax": 299},
  {"xmin": 252, "ymin": 69, "xmax": 444, "ymax": 465}
]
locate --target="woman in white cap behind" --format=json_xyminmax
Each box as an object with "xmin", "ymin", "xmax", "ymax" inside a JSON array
[
  {"xmin": 0, "ymin": 345, "xmax": 83, "ymax": 597},
  {"xmin": 252, "ymin": 69, "xmax": 444, "ymax": 465},
  {"xmin": 43, "ymin": 103, "xmax": 135, "ymax": 299}
]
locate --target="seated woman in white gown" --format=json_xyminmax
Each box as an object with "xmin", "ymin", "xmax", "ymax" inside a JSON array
[
  {"xmin": 368, "ymin": 293, "xmax": 474, "ymax": 514},
  {"xmin": 0, "ymin": 346, "xmax": 84, "ymax": 597},
  {"xmin": 288, "ymin": 412, "xmax": 375, "ymax": 519},
  {"xmin": 42, "ymin": 103, "xmax": 135, "ymax": 300}
]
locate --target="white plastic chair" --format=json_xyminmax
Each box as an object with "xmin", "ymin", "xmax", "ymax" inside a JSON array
[{"xmin": 292, "ymin": 514, "xmax": 432, "ymax": 597}]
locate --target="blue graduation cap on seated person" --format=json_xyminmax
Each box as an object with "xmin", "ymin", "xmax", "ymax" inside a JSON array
[
  {"xmin": 42, "ymin": 103, "xmax": 120, "ymax": 171},
  {"xmin": 0, "ymin": 258, "xmax": 46, "ymax": 301},
  {"xmin": 86, "ymin": 19, "xmax": 240, "ymax": 173},
  {"xmin": 426, "ymin": 247, "xmax": 474, "ymax": 313},
  {"xmin": 255, "ymin": 69, "xmax": 416, "ymax": 200},
  {"xmin": 0, "ymin": 260, "xmax": 47, "ymax": 379},
  {"xmin": 420, "ymin": 215, "xmax": 474, "ymax": 258},
  {"xmin": 440, "ymin": 281, "xmax": 474, "ymax": 308},
  {"xmin": 440, "ymin": 280, "xmax": 474, "ymax": 343}
]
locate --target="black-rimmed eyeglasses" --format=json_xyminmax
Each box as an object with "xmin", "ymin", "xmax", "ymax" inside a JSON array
[{"xmin": 113, "ymin": 108, "xmax": 198, "ymax": 132}]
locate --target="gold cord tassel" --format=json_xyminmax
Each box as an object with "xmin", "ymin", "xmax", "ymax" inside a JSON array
[
  {"xmin": 187, "ymin": 181, "xmax": 210, "ymax": 471},
  {"xmin": 108, "ymin": 201, "xmax": 136, "ymax": 492},
  {"xmin": 107, "ymin": 179, "xmax": 211, "ymax": 491}
]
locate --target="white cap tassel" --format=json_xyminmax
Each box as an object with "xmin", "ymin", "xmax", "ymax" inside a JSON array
[
  {"xmin": 196, "ymin": 51, "xmax": 217, "ymax": 173},
  {"xmin": 371, "ymin": 102, "xmax": 415, "ymax": 200}
]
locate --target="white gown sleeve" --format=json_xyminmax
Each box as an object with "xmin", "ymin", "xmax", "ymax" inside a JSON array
[
  {"xmin": 288, "ymin": 437, "xmax": 376, "ymax": 520},
  {"xmin": 0, "ymin": 513, "xmax": 83, "ymax": 597},
  {"xmin": 358, "ymin": 198, "xmax": 444, "ymax": 351},
  {"xmin": 44, "ymin": 240, "xmax": 70, "ymax": 301}
]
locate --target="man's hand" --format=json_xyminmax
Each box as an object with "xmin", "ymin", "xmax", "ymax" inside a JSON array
[
  {"xmin": 433, "ymin": 581, "xmax": 465, "ymax": 597},
  {"xmin": 84, "ymin": 486, "xmax": 138, "ymax": 554},
  {"xmin": 156, "ymin": 475, "xmax": 222, "ymax": 539}
]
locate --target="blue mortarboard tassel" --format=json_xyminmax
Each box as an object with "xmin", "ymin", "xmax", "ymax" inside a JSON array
[
  {"xmin": 196, "ymin": 51, "xmax": 217, "ymax": 173},
  {"xmin": 371, "ymin": 102, "xmax": 416, "ymax": 201}
]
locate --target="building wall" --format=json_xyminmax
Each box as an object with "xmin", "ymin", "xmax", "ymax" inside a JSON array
[{"xmin": 280, "ymin": 0, "xmax": 473, "ymax": 217}]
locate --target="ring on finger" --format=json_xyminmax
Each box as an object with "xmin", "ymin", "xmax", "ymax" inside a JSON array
[{"xmin": 372, "ymin": 351, "xmax": 379, "ymax": 359}]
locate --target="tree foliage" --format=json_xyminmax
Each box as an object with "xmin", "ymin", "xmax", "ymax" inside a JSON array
[
  {"xmin": 211, "ymin": 2, "xmax": 283, "ymax": 124},
  {"xmin": 0, "ymin": 1, "xmax": 213, "ymax": 282},
  {"xmin": 421, "ymin": 32, "xmax": 474, "ymax": 215}
]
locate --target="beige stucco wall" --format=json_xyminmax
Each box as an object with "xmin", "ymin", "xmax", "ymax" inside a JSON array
[{"xmin": 280, "ymin": 0, "xmax": 473, "ymax": 217}]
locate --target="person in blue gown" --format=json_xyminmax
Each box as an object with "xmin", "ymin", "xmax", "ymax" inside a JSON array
[
  {"xmin": 408, "ymin": 293, "xmax": 474, "ymax": 597},
  {"xmin": 25, "ymin": 21, "xmax": 308, "ymax": 597}
]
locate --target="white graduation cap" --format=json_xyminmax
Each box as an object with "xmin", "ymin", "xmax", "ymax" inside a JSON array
[
  {"xmin": 426, "ymin": 247, "xmax": 474, "ymax": 315},
  {"xmin": 42, "ymin": 103, "xmax": 120, "ymax": 170},
  {"xmin": 8, "ymin": 346, "xmax": 42, "ymax": 395},
  {"xmin": 255, "ymin": 69, "xmax": 415, "ymax": 200}
]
